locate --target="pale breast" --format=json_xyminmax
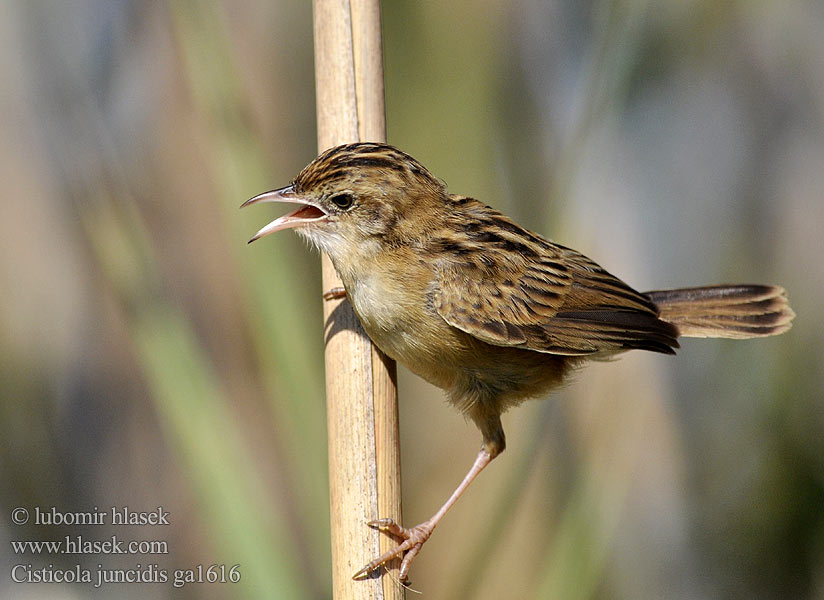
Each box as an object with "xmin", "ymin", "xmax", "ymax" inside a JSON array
[{"xmin": 343, "ymin": 259, "xmax": 463, "ymax": 390}]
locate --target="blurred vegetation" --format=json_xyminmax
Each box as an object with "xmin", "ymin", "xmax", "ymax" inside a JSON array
[{"xmin": 1, "ymin": 1, "xmax": 822, "ymax": 599}]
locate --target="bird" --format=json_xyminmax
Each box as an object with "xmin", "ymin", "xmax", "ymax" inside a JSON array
[{"xmin": 242, "ymin": 142, "xmax": 794, "ymax": 582}]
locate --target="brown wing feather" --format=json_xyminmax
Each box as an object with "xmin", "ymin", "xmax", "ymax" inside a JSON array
[{"xmin": 432, "ymin": 198, "xmax": 679, "ymax": 356}]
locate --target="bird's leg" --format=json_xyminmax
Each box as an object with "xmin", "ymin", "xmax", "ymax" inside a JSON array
[{"xmin": 353, "ymin": 446, "xmax": 495, "ymax": 582}]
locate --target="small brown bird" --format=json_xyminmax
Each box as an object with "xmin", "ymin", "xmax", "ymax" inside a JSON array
[{"xmin": 243, "ymin": 142, "xmax": 794, "ymax": 582}]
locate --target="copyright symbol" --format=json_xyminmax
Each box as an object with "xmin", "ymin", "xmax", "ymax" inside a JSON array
[{"xmin": 11, "ymin": 507, "xmax": 29, "ymax": 525}]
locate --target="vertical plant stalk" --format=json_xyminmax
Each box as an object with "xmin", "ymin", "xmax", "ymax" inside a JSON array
[{"xmin": 313, "ymin": 1, "xmax": 404, "ymax": 598}]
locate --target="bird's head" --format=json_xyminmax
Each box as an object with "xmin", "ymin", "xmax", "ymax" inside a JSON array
[{"xmin": 243, "ymin": 143, "xmax": 448, "ymax": 261}]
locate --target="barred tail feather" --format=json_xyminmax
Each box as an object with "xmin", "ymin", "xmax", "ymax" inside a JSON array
[{"xmin": 645, "ymin": 285, "xmax": 795, "ymax": 339}]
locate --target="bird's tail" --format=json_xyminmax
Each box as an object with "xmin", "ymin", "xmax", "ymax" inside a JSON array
[{"xmin": 645, "ymin": 285, "xmax": 794, "ymax": 339}]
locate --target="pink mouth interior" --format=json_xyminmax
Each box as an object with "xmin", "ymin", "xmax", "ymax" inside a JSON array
[
  {"xmin": 249, "ymin": 199, "xmax": 328, "ymax": 242},
  {"xmin": 290, "ymin": 205, "xmax": 325, "ymax": 220}
]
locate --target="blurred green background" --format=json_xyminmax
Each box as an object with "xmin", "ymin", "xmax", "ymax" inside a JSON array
[{"xmin": 1, "ymin": 1, "xmax": 822, "ymax": 598}]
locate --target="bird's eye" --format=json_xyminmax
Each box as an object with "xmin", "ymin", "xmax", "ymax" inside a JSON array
[{"xmin": 329, "ymin": 193, "xmax": 354, "ymax": 210}]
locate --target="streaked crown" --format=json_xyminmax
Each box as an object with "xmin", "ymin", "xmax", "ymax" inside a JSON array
[{"xmin": 293, "ymin": 143, "xmax": 444, "ymax": 199}]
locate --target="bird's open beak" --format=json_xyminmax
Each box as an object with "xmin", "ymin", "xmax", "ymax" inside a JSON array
[{"xmin": 241, "ymin": 185, "xmax": 329, "ymax": 243}]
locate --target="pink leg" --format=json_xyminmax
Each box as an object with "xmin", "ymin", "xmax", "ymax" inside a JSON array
[{"xmin": 353, "ymin": 447, "xmax": 494, "ymax": 582}]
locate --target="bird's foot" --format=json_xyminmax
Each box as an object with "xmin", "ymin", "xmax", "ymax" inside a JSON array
[{"xmin": 352, "ymin": 518, "xmax": 435, "ymax": 582}]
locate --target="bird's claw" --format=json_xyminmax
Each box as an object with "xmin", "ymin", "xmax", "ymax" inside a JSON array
[
  {"xmin": 322, "ymin": 286, "xmax": 346, "ymax": 301},
  {"xmin": 367, "ymin": 518, "xmax": 407, "ymax": 536},
  {"xmin": 352, "ymin": 518, "xmax": 434, "ymax": 582}
]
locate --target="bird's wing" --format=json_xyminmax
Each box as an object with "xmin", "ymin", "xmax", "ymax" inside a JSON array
[{"xmin": 431, "ymin": 200, "xmax": 679, "ymax": 356}]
